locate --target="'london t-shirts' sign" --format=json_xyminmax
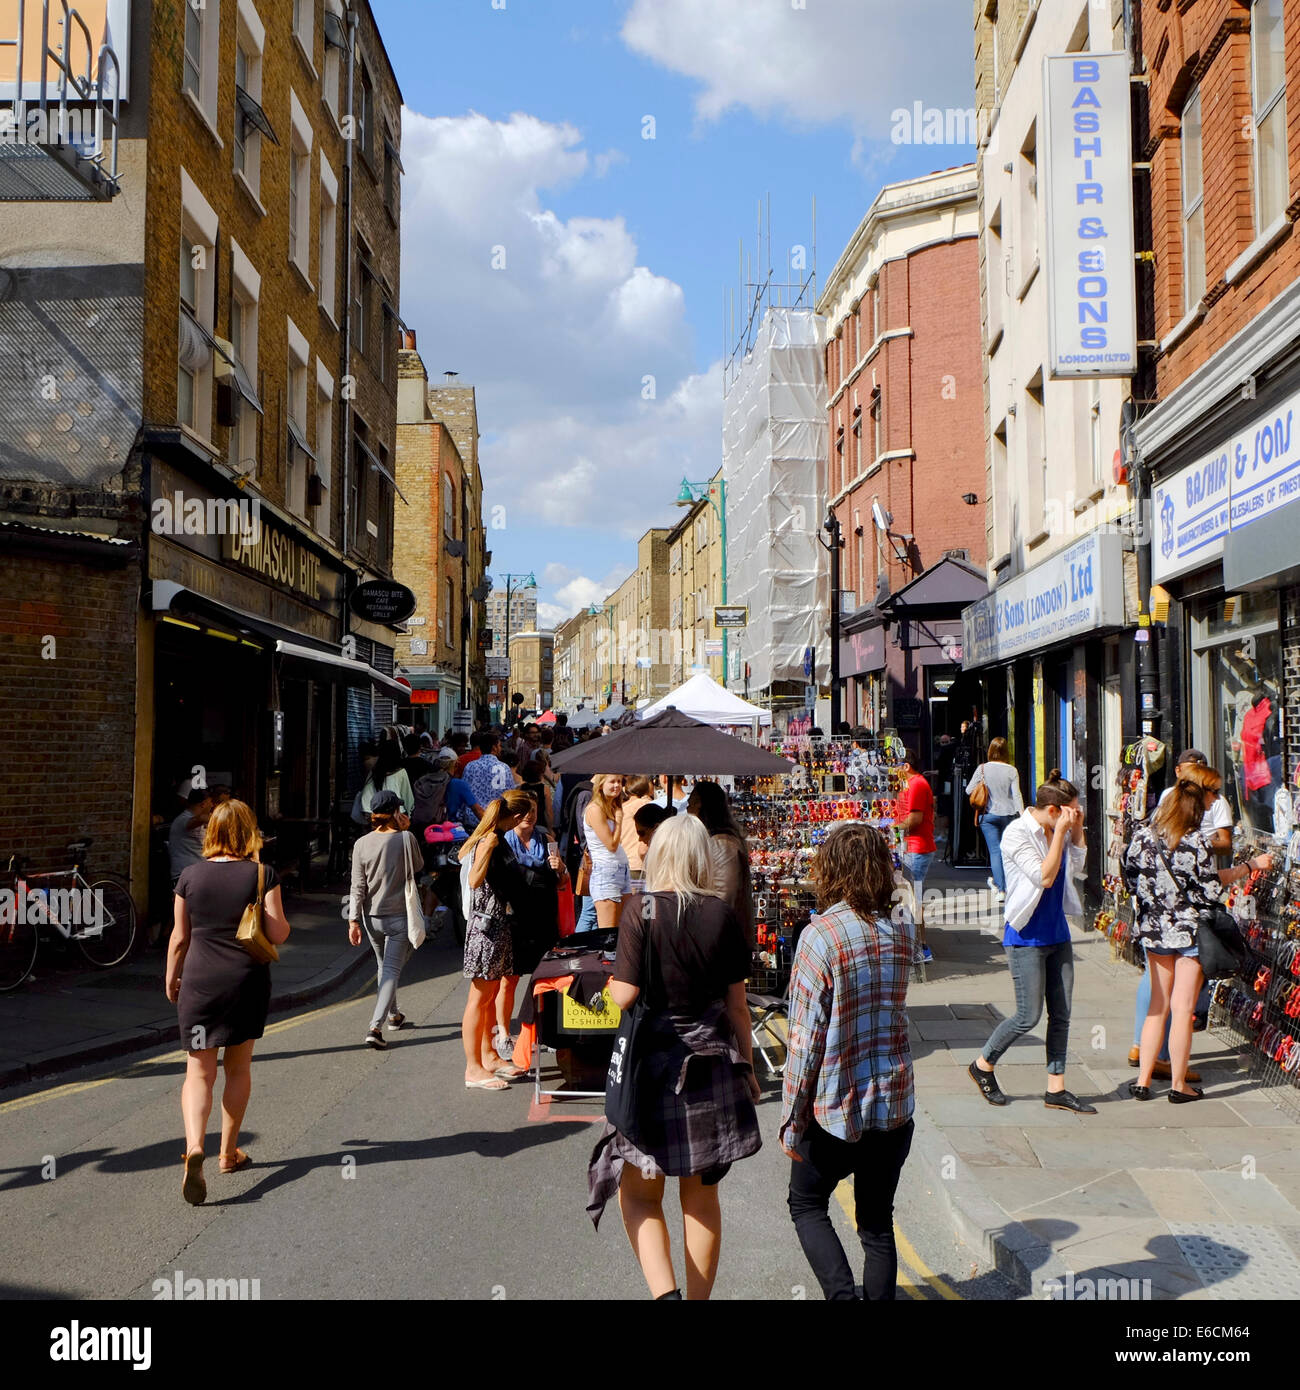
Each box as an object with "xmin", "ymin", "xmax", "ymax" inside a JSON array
[
  {"xmin": 1152, "ymin": 384, "xmax": 1300, "ymax": 582},
  {"xmin": 1042, "ymin": 51, "xmax": 1137, "ymax": 378},
  {"xmin": 961, "ymin": 532, "xmax": 1125, "ymax": 669}
]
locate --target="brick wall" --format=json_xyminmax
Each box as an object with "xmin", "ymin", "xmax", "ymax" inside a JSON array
[{"xmin": 0, "ymin": 552, "xmax": 137, "ymax": 879}]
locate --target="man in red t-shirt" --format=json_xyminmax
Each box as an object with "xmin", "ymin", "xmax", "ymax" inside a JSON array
[{"xmin": 897, "ymin": 749, "xmax": 936, "ymax": 962}]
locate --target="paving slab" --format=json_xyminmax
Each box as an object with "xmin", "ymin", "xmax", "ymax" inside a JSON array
[
  {"xmin": 941, "ymin": 1125, "xmax": 1042, "ymax": 1168},
  {"xmin": 1129, "ymin": 1169, "xmax": 1234, "ymax": 1224}
]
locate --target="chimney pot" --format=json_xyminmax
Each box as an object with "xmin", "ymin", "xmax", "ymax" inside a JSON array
[{"xmin": 402, "ymin": 329, "xmax": 417, "ymax": 350}]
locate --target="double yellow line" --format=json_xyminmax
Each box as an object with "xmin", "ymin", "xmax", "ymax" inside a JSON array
[{"xmin": 831, "ymin": 1182, "xmax": 963, "ymax": 1300}]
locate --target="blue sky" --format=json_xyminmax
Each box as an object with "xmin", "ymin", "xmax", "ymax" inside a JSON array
[{"xmin": 370, "ymin": 0, "xmax": 975, "ymax": 627}]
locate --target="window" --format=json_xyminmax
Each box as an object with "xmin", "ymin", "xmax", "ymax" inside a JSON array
[
  {"xmin": 350, "ymin": 416, "xmax": 369, "ymax": 549},
  {"xmin": 314, "ymin": 359, "xmax": 334, "ymax": 538},
  {"xmin": 357, "ymin": 61, "xmax": 374, "ymax": 166},
  {"xmin": 353, "ymin": 240, "xmax": 373, "ymax": 358},
  {"xmin": 319, "ymin": 154, "xmax": 338, "ymax": 319},
  {"xmin": 376, "ymin": 443, "xmax": 392, "ymax": 561},
  {"xmin": 986, "ymin": 203, "xmax": 1004, "ymax": 345},
  {"xmin": 322, "ymin": 0, "xmax": 344, "ymax": 119},
  {"xmin": 446, "ymin": 580, "xmax": 456, "ymax": 648},
  {"xmin": 178, "ymin": 170, "xmax": 218, "ymax": 439},
  {"xmin": 443, "ymin": 474, "xmax": 456, "ymax": 538},
  {"xmin": 286, "ymin": 318, "xmax": 311, "ymax": 517},
  {"xmin": 293, "ymin": 0, "xmax": 314, "ymax": 59},
  {"xmin": 226, "ymin": 240, "xmax": 262, "ymax": 477},
  {"xmin": 183, "ymin": 1, "xmax": 202, "ymax": 97},
  {"xmin": 1181, "ymin": 88, "xmax": 1206, "ymax": 312},
  {"xmin": 870, "ymin": 388, "xmax": 882, "ymax": 461},
  {"xmin": 1250, "ymin": 0, "xmax": 1289, "ymax": 232},
  {"xmin": 989, "ymin": 0, "xmax": 1000, "ymax": 94},
  {"xmin": 383, "ymin": 128, "xmax": 400, "ymax": 216},
  {"xmin": 871, "ymin": 282, "xmax": 880, "ymax": 341},
  {"xmin": 182, "ymin": 0, "xmax": 220, "ymax": 122},
  {"xmin": 1025, "ymin": 378, "xmax": 1046, "ymax": 527},
  {"xmin": 233, "ymin": 2, "xmax": 268, "ymax": 198},
  {"xmin": 288, "ymin": 91, "xmax": 313, "ymax": 277},
  {"xmin": 1018, "ymin": 126, "xmax": 1038, "ymax": 290}
]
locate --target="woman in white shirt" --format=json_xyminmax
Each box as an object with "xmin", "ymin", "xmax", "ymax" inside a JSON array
[
  {"xmin": 965, "ymin": 737, "xmax": 1024, "ymax": 896},
  {"xmin": 358, "ymin": 740, "xmax": 415, "ymax": 816}
]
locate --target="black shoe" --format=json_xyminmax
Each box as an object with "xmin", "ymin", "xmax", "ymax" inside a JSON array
[
  {"xmin": 1044, "ymin": 1089, "xmax": 1097, "ymax": 1114},
  {"xmin": 655, "ymin": 1289, "xmax": 682, "ymax": 1300},
  {"xmin": 364, "ymin": 1028, "xmax": 387, "ymax": 1050},
  {"xmin": 1127, "ymin": 1082, "xmax": 1152, "ymax": 1101},
  {"xmin": 1169, "ymin": 1086, "xmax": 1204, "ymax": 1103},
  {"xmin": 968, "ymin": 1060, "xmax": 1008, "ymax": 1106}
]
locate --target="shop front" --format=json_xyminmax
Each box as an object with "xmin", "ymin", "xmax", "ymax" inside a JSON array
[{"xmin": 962, "ymin": 531, "xmax": 1132, "ymax": 907}]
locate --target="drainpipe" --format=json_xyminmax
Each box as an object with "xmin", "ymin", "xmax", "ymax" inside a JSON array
[{"xmin": 339, "ymin": 2, "xmax": 359, "ymax": 644}]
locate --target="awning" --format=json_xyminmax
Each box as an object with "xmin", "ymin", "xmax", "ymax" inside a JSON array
[
  {"xmin": 235, "ymin": 86, "xmax": 280, "ymax": 145},
  {"xmin": 287, "ymin": 416, "xmax": 315, "ymax": 462},
  {"xmin": 275, "ymin": 640, "xmax": 409, "ymax": 700},
  {"xmin": 383, "ymin": 137, "xmax": 405, "ymax": 175},
  {"xmin": 153, "ymin": 580, "xmax": 336, "ymax": 654},
  {"xmin": 1223, "ymin": 496, "xmax": 1300, "ymax": 591},
  {"xmin": 357, "ymin": 435, "xmax": 408, "ymax": 504},
  {"xmin": 323, "ymin": 9, "xmax": 348, "ymax": 50}
]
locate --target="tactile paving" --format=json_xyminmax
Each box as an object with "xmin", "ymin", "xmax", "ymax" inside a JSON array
[{"xmin": 1167, "ymin": 1223, "xmax": 1300, "ymax": 1300}]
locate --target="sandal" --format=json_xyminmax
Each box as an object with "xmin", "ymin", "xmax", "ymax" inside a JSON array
[
  {"xmin": 181, "ymin": 1149, "xmax": 206, "ymax": 1206},
  {"xmin": 219, "ymin": 1148, "xmax": 252, "ymax": 1174},
  {"xmin": 465, "ymin": 1076, "xmax": 509, "ymax": 1091},
  {"xmin": 494, "ymin": 1066, "xmax": 525, "ymax": 1080}
]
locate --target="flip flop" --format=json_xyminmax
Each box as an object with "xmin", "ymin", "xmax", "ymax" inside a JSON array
[
  {"xmin": 465, "ymin": 1076, "xmax": 509, "ymax": 1091},
  {"xmin": 219, "ymin": 1148, "xmax": 252, "ymax": 1174},
  {"xmin": 494, "ymin": 1067, "xmax": 525, "ymax": 1080},
  {"xmin": 181, "ymin": 1150, "xmax": 206, "ymax": 1206}
]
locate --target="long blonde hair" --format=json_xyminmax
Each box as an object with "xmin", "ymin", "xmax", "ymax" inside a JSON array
[
  {"xmin": 642, "ymin": 814, "xmax": 719, "ymax": 916},
  {"xmin": 202, "ymin": 799, "xmax": 262, "ymax": 860},
  {"xmin": 459, "ymin": 789, "xmax": 533, "ymax": 861},
  {"xmin": 1152, "ymin": 763, "xmax": 1221, "ymax": 849},
  {"xmin": 590, "ymin": 773, "xmax": 624, "ymax": 822}
]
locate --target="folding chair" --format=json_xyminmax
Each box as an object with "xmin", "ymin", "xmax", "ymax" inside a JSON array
[{"xmin": 747, "ymin": 981, "xmax": 790, "ymax": 1078}]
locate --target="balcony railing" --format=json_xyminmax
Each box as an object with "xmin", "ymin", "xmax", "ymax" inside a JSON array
[{"xmin": 0, "ymin": 0, "xmax": 122, "ymax": 200}]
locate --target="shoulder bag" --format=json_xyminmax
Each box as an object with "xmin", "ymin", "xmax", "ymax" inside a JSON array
[
  {"xmin": 968, "ymin": 764, "xmax": 990, "ymax": 815},
  {"xmin": 1150, "ymin": 835, "xmax": 1248, "ymax": 980},
  {"xmin": 236, "ymin": 861, "xmax": 279, "ymax": 964},
  {"xmin": 402, "ymin": 833, "xmax": 427, "ymax": 950},
  {"xmin": 604, "ymin": 895, "xmax": 661, "ymax": 1147}
]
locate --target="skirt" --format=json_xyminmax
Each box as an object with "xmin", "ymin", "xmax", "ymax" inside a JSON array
[{"xmin": 462, "ymin": 909, "xmax": 514, "ymax": 980}]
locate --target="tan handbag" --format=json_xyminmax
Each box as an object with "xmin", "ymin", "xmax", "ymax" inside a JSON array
[
  {"xmin": 236, "ymin": 861, "xmax": 279, "ymax": 964},
  {"xmin": 969, "ymin": 767, "xmax": 990, "ymax": 815},
  {"xmin": 575, "ymin": 850, "xmax": 592, "ymax": 897}
]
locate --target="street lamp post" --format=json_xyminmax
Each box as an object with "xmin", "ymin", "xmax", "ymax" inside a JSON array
[
  {"xmin": 587, "ymin": 602, "xmax": 615, "ymax": 706},
  {"xmin": 819, "ymin": 510, "xmax": 846, "ymax": 731},
  {"xmin": 676, "ymin": 476, "xmax": 727, "ymax": 687},
  {"xmin": 500, "ymin": 571, "xmax": 536, "ymax": 724}
]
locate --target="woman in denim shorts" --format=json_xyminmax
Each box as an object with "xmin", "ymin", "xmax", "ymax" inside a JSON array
[{"xmin": 584, "ymin": 774, "xmax": 633, "ymax": 927}]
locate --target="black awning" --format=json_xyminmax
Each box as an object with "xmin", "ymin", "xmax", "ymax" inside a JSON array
[
  {"xmin": 235, "ymin": 86, "xmax": 280, "ymax": 145},
  {"xmin": 323, "ymin": 10, "xmax": 348, "ymax": 50},
  {"xmin": 287, "ymin": 416, "xmax": 316, "ymax": 462},
  {"xmin": 153, "ymin": 581, "xmax": 337, "ymax": 654}
]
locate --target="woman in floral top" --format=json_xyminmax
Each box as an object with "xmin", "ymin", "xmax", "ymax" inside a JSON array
[{"xmin": 1124, "ymin": 764, "xmax": 1272, "ymax": 1103}]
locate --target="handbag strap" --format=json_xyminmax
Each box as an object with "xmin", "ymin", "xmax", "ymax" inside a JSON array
[
  {"xmin": 639, "ymin": 892, "xmax": 660, "ymax": 1005},
  {"xmin": 255, "ymin": 860, "xmax": 265, "ymax": 907},
  {"xmin": 1149, "ymin": 829, "xmax": 1195, "ymax": 908}
]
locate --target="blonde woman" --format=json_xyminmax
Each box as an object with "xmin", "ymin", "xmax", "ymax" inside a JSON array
[
  {"xmin": 459, "ymin": 790, "xmax": 533, "ymax": 1090},
  {"xmin": 584, "ymin": 773, "xmax": 633, "ymax": 926},
  {"xmin": 587, "ymin": 815, "xmax": 761, "ymax": 1300},
  {"xmin": 166, "ymin": 800, "xmax": 292, "ymax": 1205}
]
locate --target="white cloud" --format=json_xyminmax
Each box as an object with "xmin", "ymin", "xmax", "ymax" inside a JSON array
[
  {"xmin": 399, "ymin": 108, "xmax": 724, "ymax": 614},
  {"xmin": 539, "ymin": 563, "xmax": 637, "ymax": 622},
  {"xmin": 621, "ymin": 0, "xmax": 974, "ymax": 147}
]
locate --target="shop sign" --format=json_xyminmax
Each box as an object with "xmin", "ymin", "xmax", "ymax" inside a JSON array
[
  {"xmin": 1042, "ymin": 52, "xmax": 1137, "ymax": 378},
  {"xmin": 349, "ymin": 580, "xmax": 417, "ymax": 624},
  {"xmin": 838, "ymin": 627, "xmax": 886, "ymax": 675},
  {"xmin": 1226, "ymin": 389, "xmax": 1300, "ymax": 533},
  {"xmin": 961, "ymin": 532, "xmax": 1125, "ymax": 669},
  {"xmin": 713, "ymin": 605, "xmax": 748, "ymax": 629},
  {"xmin": 410, "ymin": 690, "xmax": 439, "ymax": 705},
  {"xmin": 222, "ymin": 523, "xmax": 322, "ymax": 602}
]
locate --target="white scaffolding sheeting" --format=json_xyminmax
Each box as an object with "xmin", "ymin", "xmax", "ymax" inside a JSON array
[{"xmin": 723, "ymin": 308, "xmax": 829, "ymax": 693}]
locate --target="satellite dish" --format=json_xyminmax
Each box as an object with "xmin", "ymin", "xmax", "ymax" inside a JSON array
[{"xmin": 871, "ymin": 502, "xmax": 893, "ymax": 533}]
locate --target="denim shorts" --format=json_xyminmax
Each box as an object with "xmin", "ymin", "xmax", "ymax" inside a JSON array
[
  {"xmin": 901, "ymin": 851, "xmax": 935, "ymax": 885},
  {"xmin": 588, "ymin": 855, "xmax": 631, "ymax": 902},
  {"xmin": 1144, "ymin": 941, "xmax": 1200, "ymax": 960}
]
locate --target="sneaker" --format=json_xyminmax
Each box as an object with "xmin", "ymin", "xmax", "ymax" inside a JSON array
[
  {"xmin": 921, "ymin": 945, "xmax": 933, "ymax": 963},
  {"xmin": 364, "ymin": 1028, "xmax": 387, "ymax": 1050},
  {"xmin": 968, "ymin": 1059, "xmax": 1008, "ymax": 1106}
]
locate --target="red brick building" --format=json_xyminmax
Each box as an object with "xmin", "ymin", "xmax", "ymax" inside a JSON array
[
  {"xmin": 818, "ymin": 165, "xmax": 988, "ymax": 762},
  {"xmin": 1134, "ymin": 0, "xmax": 1300, "ymax": 835}
]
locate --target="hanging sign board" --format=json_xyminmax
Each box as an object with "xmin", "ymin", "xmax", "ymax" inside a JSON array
[{"xmin": 350, "ymin": 580, "xmax": 417, "ymax": 624}]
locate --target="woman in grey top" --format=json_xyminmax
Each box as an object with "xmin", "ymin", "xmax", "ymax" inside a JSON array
[
  {"xmin": 965, "ymin": 738, "xmax": 1024, "ymax": 896},
  {"xmin": 349, "ymin": 790, "xmax": 422, "ymax": 1050}
]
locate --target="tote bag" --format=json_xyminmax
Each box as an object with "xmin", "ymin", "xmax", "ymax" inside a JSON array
[
  {"xmin": 1150, "ymin": 836, "xmax": 1248, "ymax": 980},
  {"xmin": 402, "ymin": 833, "xmax": 427, "ymax": 950},
  {"xmin": 604, "ymin": 896, "xmax": 661, "ymax": 1147}
]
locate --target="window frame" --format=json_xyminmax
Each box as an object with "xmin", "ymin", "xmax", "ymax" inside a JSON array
[
  {"xmin": 1181, "ymin": 87, "xmax": 1206, "ymax": 313},
  {"xmin": 1250, "ymin": 0, "xmax": 1290, "ymax": 234}
]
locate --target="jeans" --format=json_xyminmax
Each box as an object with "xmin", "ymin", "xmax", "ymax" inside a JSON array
[
  {"xmin": 1133, "ymin": 960, "xmax": 1172, "ymax": 1062},
  {"xmin": 982, "ymin": 940, "xmax": 1074, "ymax": 1074},
  {"xmin": 575, "ymin": 896, "xmax": 598, "ymax": 933},
  {"xmin": 787, "ymin": 1118, "xmax": 914, "ymax": 1301},
  {"xmin": 979, "ymin": 814, "xmax": 1015, "ymax": 893},
  {"xmin": 364, "ymin": 912, "xmax": 414, "ymax": 1031}
]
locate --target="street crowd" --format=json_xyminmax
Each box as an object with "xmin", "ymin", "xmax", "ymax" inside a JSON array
[{"xmin": 160, "ymin": 714, "xmax": 1272, "ymax": 1300}]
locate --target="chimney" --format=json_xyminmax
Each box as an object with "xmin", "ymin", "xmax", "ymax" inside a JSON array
[{"xmin": 402, "ymin": 329, "xmax": 417, "ymax": 350}]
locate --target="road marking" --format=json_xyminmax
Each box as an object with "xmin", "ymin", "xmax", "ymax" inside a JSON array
[
  {"xmin": 833, "ymin": 1179, "xmax": 932, "ymax": 1300},
  {"xmin": 894, "ymin": 1224, "xmax": 964, "ymax": 1301},
  {"xmin": 0, "ymin": 981, "xmax": 372, "ymax": 1115}
]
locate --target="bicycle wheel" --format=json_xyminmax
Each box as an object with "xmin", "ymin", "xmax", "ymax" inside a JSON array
[
  {"xmin": 0, "ymin": 912, "xmax": 37, "ymax": 991},
  {"xmin": 75, "ymin": 875, "xmax": 138, "ymax": 968}
]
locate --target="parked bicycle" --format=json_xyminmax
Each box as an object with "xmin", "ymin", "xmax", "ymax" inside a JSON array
[{"xmin": 0, "ymin": 839, "xmax": 138, "ymax": 991}]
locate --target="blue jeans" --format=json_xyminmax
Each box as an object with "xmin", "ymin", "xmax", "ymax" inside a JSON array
[
  {"xmin": 979, "ymin": 814, "xmax": 1016, "ymax": 893},
  {"xmin": 1133, "ymin": 961, "xmax": 1172, "ymax": 1061},
  {"xmin": 575, "ymin": 896, "xmax": 598, "ymax": 933},
  {"xmin": 364, "ymin": 912, "xmax": 414, "ymax": 1030},
  {"xmin": 982, "ymin": 940, "xmax": 1074, "ymax": 1074}
]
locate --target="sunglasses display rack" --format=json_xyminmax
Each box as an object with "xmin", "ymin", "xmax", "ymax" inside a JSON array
[
  {"xmin": 1208, "ymin": 837, "xmax": 1300, "ymax": 1117},
  {"xmin": 1094, "ymin": 739, "xmax": 1166, "ymax": 969},
  {"xmin": 733, "ymin": 736, "xmax": 908, "ymax": 995}
]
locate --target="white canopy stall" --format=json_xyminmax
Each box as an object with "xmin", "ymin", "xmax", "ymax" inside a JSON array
[{"xmin": 638, "ymin": 673, "xmax": 772, "ymax": 726}]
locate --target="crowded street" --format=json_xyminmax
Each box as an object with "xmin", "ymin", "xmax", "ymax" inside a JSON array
[{"xmin": 3, "ymin": 0, "xmax": 1300, "ymax": 1358}]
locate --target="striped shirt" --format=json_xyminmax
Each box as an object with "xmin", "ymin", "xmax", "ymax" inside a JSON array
[{"xmin": 779, "ymin": 900, "xmax": 918, "ymax": 1147}]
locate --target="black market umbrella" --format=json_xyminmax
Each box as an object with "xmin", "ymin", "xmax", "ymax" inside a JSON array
[{"xmin": 548, "ymin": 707, "xmax": 795, "ymax": 778}]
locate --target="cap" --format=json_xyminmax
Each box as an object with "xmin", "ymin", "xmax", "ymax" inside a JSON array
[
  {"xmin": 369, "ymin": 790, "xmax": 402, "ymax": 816},
  {"xmin": 1175, "ymin": 749, "xmax": 1208, "ymax": 768},
  {"xmin": 435, "ymin": 750, "xmax": 458, "ymax": 767},
  {"xmin": 419, "ymin": 731, "xmax": 435, "ymax": 747}
]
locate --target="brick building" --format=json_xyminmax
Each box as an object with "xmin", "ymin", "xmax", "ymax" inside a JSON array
[
  {"xmin": 0, "ymin": 0, "xmax": 405, "ymax": 917},
  {"xmin": 1134, "ymin": 0, "xmax": 1300, "ymax": 835},
  {"xmin": 507, "ymin": 630, "xmax": 553, "ymax": 714},
  {"xmin": 817, "ymin": 165, "xmax": 988, "ymax": 761},
  {"xmin": 665, "ymin": 471, "xmax": 725, "ymax": 686}
]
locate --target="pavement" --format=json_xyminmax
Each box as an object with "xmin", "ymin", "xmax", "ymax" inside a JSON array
[
  {"xmin": 0, "ymin": 889, "xmax": 367, "ymax": 1090},
  {"xmin": 908, "ymin": 861, "xmax": 1300, "ymax": 1301}
]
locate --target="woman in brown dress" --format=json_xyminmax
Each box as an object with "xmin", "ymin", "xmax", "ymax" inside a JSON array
[{"xmin": 165, "ymin": 800, "xmax": 291, "ymax": 1205}]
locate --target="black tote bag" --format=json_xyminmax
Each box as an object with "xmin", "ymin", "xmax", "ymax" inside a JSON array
[
  {"xmin": 604, "ymin": 896, "xmax": 661, "ymax": 1146},
  {"xmin": 1151, "ymin": 837, "xmax": 1249, "ymax": 981}
]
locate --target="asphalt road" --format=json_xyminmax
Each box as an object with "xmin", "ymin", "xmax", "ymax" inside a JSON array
[{"xmin": 0, "ymin": 931, "xmax": 1019, "ymax": 1302}]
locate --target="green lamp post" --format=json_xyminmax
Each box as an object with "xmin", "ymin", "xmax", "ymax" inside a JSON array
[
  {"xmin": 676, "ymin": 476, "xmax": 728, "ymax": 687},
  {"xmin": 587, "ymin": 601, "xmax": 616, "ymax": 705},
  {"xmin": 500, "ymin": 571, "xmax": 536, "ymax": 719}
]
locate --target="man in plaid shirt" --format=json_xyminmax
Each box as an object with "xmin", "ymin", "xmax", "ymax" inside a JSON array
[{"xmin": 779, "ymin": 823, "xmax": 919, "ymax": 1301}]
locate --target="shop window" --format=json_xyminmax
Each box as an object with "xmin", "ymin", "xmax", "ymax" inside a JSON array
[{"xmin": 1191, "ymin": 592, "xmax": 1284, "ymax": 834}]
